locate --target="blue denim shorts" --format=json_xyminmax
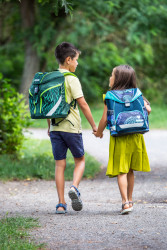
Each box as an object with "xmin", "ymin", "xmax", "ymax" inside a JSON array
[{"xmin": 50, "ymin": 131, "xmax": 84, "ymax": 160}]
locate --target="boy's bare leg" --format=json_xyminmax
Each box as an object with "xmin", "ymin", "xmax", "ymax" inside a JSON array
[
  {"xmin": 72, "ymin": 156, "xmax": 85, "ymax": 188},
  {"xmin": 127, "ymin": 169, "xmax": 134, "ymax": 207},
  {"xmin": 117, "ymin": 174, "xmax": 129, "ymax": 209},
  {"xmin": 55, "ymin": 159, "xmax": 66, "ymax": 211}
]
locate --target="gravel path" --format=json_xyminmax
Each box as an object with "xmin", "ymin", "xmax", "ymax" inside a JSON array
[{"xmin": 0, "ymin": 129, "xmax": 167, "ymax": 249}]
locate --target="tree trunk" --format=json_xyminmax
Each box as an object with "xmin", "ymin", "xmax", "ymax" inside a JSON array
[{"xmin": 20, "ymin": 0, "xmax": 39, "ymax": 101}]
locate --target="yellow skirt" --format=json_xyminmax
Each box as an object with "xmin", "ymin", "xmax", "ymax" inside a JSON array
[{"xmin": 106, "ymin": 134, "xmax": 151, "ymax": 178}]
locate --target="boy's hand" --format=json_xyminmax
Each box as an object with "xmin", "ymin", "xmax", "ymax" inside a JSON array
[
  {"xmin": 47, "ymin": 119, "xmax": 50, "ymax": 137},
  {"xmin": 93, "ymin": 131, "xmax": 103, "ymax": 138},
  {"xmin": 92, "ymin": 126, "xmax": 97, "ymax": 133}
]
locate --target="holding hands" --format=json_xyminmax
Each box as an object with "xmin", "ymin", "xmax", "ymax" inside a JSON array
[
  {"xmin": 92, "ymin": 126, "xmax": 103, "ymax": 138},
  {"xmin": 93, "ymin": 131, "xmax": 103, "ymax": 138},
  {"xmin": 93, "ymin": 104, "xmax": 107, "ymax": 139}
]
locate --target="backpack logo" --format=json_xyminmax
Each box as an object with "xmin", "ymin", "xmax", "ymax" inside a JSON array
[{"xmin": 105, "ymin": 88, "xmax": 149, "ymax": 136}]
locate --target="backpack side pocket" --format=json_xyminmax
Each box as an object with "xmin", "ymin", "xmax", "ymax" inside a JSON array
[{"xmin": 107, "ymin": 110, "xmax": 116, "ymax": 131}]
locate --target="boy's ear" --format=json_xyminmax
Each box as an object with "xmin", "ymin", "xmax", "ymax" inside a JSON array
[{"xmin": 65, "ymin": 56, "xmax": 71, "ymax": 65}]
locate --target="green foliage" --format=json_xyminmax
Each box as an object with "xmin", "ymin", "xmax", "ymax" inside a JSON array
[
  {"xmin": 0, "ymin": 216, "xmax": 43, "ymax": 250},
  {"xmin": 0, "ymin": 1, "xmax": 24, "ymax": 89},
  {"xmin": 0, "ymin": 139, "xmax": 101, "ymax": 180},
  {"xmin": 0, "ymin": 74, "xmax": 31, "ymax": 155},
  {"xmin": 37, "ymin": 0, "xmax": 73, "ymax": 15},
  {"xmin": 53, "ymin": 0, "xmax": 167, "ymax": 103},
  {"xmin": 0, "ymin": 0, "xmax": 167, "ymax": 104}
]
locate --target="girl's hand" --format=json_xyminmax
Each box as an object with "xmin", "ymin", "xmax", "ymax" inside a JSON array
[
  {"xmin": 93, "ymin": 131, "xmax": 103, "ymax": 138},
  {"xmin": 47, "ymin": 128, "xmax": 50, "ymax": 137},
  {"xmin": 144, "ymin": 100, "xmax": 151, "ymax": 115}
]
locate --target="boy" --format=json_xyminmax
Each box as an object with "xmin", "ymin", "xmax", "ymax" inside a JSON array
[{"xmin": 47, "ymin": 42, "xmax": 97, "ymax": 214}]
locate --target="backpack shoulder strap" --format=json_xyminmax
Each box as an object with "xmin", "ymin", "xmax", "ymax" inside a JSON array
[
  {"xmin": 61, "ymin": 71, "xmax": 77, "ymax": 108},
  {"xmin": 131, "ymin": 88, "xmax": 142, "ymax": 101},
  {"xmin": 63, "ymin": 72, "xmax": 77, "ymax": 78},
  {"xmin": 105, "ymin": 91, "xmax": 124, "ymax": 103}
]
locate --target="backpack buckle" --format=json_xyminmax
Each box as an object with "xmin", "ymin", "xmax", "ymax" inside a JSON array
[
  {"xmin": 125, "ymin": 101, "xmax": 130, "ymax": 107},
  {"xmin": 34, "ymin": 86, "xmax": 39, "ymax": 94}
]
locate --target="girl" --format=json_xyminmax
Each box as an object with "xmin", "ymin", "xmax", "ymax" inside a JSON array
[{"xmin": 94, "ymin": 65, "xmax": 151, "ymax": 215}]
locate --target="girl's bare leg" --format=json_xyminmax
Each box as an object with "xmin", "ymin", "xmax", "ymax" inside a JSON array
[
  {"xmin": 55, "ymin": 159, "xmax": 66, "ymax": 211},
  {"xmin": 117, "ymin": 173, "xmax": 129, "ymax": 209},
  {"xmin": 127, "ymin": 169, "xmax": 134, "ymax": 207}
]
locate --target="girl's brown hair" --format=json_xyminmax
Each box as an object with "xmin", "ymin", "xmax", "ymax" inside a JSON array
[{"xmin": 111, "ymin": 65, "xmax": 137, "ymax": 90}]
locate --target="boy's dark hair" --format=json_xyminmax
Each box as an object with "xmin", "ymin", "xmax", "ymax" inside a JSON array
[
  {"xmin": 111, "ymin": 65, "xmax": 137, "ymax": 90},
  {"xmin": 55, "ymin": 42, "xmax": 81, "ymax": 65}
]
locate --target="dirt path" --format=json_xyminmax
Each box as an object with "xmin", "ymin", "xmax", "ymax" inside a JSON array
[{"xmin": 0, "ymin": 129, "xmax": 167, "ymax": 249}]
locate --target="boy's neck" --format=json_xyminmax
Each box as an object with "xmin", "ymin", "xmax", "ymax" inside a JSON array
[{"xmin": 59, "ymin": 64, "xmax": 70, "ymax": 71}]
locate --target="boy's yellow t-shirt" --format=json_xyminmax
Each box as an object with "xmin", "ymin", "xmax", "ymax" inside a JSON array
[{"xmin": 50, "ymin": 69, "xmax": 83, "ymax": 133}]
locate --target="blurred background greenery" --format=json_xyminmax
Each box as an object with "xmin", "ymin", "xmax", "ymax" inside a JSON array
[{"xmin": 1, "ymin": 0, "xmax": 167, "ymax": 103}]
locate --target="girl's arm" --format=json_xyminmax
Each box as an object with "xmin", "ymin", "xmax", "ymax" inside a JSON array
[
  {"xmin": 94, "ymin": 104, "xmax": 108, "ymax": 138},
  {"xmin": 144, "ymin": 100, "xmax": 151, "ymax": 115}
]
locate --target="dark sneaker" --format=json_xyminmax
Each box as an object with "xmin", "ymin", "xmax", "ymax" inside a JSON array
[{"xmin": 68, "ymin": 185, "xmax": 83, "ymax": 211}]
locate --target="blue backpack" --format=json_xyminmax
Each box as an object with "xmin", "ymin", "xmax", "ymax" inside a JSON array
[{"xmin": 105, "ymin": 88, "xmax": 149, "ymax": 136}]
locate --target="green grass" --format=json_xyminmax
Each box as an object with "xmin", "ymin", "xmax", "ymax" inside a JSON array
[
  {"xmin": 30, "ymin": 104, "xmax": 167, "ymax": 129},
  {"xmin": 29, "ymin": 119, "xmax": 48, "ymax": 129},
  {"xmin": 148, "ymin": 105, "xmax": 167, "ymax": 129},
  {"xmin": 0, "ymin": 139, "xmax": 101, "ymax": 181},
  {"xmin": 0, "ymin": 216, "xmax": 44, "ymax": 250}
]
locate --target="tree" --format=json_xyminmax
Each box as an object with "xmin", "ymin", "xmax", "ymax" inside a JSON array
[
  {"xmin": 54, "ymin": 0, "xmax": 167, "ymax": 103},
  {"xmin": 20, "ymin": 0, "xmax": 39, "ymax": 99},
  {"xmin": 0, "ymin": 0, "xmax": 73, "ymax": 100},
  {"xmin": 20, "ymin": 0, "xmax": 74, "ymax": 99}
]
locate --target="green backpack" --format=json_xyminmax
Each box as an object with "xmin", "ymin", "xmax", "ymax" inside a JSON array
[{"xmin": 29, "ymin": 70, "xmax": 76, "ymax": 121}]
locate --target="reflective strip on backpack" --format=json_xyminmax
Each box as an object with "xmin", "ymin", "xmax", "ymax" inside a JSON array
[
  {"xmin": 46, "ymin": 96, "xmax": 62, "ymax": 116},
  {"xmin": 119, "ymin": 123, "xmax": 144, "ymax": 129}
]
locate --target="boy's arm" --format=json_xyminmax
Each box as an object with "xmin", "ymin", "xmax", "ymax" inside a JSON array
[
  {"xmin": 94, "ymin": 104, "xmax": 107, "ymax": 138},
  {"xmin": 47, "ymin": 119, "xmax": 50, "ymax": 137},
  {"xmin": 76, "ymin": 96, "xmax": 97, "ymax": 132}
]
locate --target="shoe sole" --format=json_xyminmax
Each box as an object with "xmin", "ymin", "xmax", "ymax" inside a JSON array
[
  {"xmin": 55, "ymin": 210, "xmax": 67, "ymax": 214},
  {"xmin": 120, "ymin": 207, "xmax": 132, "ymax": 215},
  {"xmin": 68, "ymin": 190, "xmax": 83, "ymax": 211},
  {"xmin": 129, "ymin": 206, "xmax": 133, "ymax": 212}
]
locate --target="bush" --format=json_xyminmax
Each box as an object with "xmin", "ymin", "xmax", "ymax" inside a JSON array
[{"xmin": 0, "ymin": 73, "xmax": 31, "ymax": 155}]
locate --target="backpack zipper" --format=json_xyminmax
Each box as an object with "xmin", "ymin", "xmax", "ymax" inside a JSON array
[
  {"xmin": 40, "ymin": 72, "xmax": 53, "ymax": 83},
  {"xmin": 29, "ymin": 89, "xmax": 33, "ymax": 96}
]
